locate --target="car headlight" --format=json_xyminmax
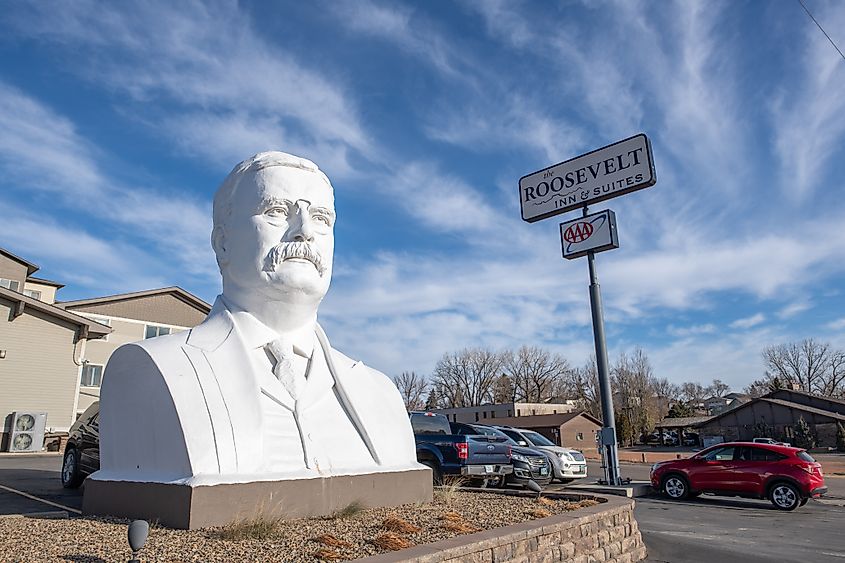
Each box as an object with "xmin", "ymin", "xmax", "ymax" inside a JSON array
[
  {"xmin": 558, "ymin": 452, "xmax": 573, "ymax": 461},
  {"xmin": 512, "ymin": 453, "xmax": 529, "ymax": 463}
]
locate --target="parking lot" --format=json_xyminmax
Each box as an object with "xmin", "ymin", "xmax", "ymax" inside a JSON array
[{"xmin": 2, "ymin": 454, "xmax": 844, "ymax": 562}]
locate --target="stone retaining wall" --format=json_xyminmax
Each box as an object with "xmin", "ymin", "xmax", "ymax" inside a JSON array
[{"xmin": 359, "ymin": 493, "xmax": 646, "ymax": 563}]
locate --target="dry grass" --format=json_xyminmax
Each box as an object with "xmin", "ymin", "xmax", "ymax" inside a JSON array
[
  {"xmin": 561, "ymin": 499, "xmax": 600, "ymax": 511},
  {"xmin": 440, "ymin": 510, "xmax": 463, "ymax": 522},
  {"xmin": 371, "ymin": 532, "xmax": 414, "ymax": 551},
  {"xmin": 382, "ymin": 515, "xmax": 421, "ymax": 534},
  {"xmin": 528, "ymin": 508, "xmax": 552, "ymax": 518},
  {"xmin": 537, "ymin": 496, "xmax": 556, "ymax": 507},
  {"xmin": 214, "ymin": 515, "xmax": 281, "ymax": 541},
  {"xmin": 312, "ymin": 547, "xmax": 344, "ymax": 560},
  {"xmin": 329, "ymin": 501, "xmax": 365, "ymax": 519},
  {"xmin": 312, "ymin": 533, "xmax": 353, "ymax": 548},
  {"xmin": 442, "ymin": 519, "xmax": 480, "ymax": 534},
  {"xmin": 434, "ymin": 477, "xmax": 469, "ymax": 506}
]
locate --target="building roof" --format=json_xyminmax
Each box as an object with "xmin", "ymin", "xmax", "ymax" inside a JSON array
[
  {"xmin": 766, "ymin": 387, "xmax": 845, "ymax": 409},
  {"xmin": 58, "ymin": 286, "xmax": 211, "ymax": 314},
  {"xmin": 0, "ymin": 247, "xmax": 39, "ymax": 276},
  {"xmin": 654, "ymin": 416, "xmax": 713, "ymax": 429},
  {"xmin": 759, "ymin": 398, "xmax": 845, "ymax": 422},
  {"xmin": 698, "ymin": 395, "xmax": 845, "ymax": 426},
  {"xmin": 25, "ymin": 276, "xmax": 66, "ymax": 288},
  {"xmin": 488, "ymin": 411, "xmax": 604, "ymax": 428},
  {"xmin": 0, "ymin": 286, "xmax": 111, "ymax": 338}
]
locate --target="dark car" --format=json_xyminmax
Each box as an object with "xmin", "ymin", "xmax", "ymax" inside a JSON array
[
  {"xmin": 451, "ymin": 422, "xmax": 552, "ymax": 488},
  {"xmin": 650, "ymin": 441, "xmax": 827, "ymax": 511},
  {"xmin": 61, "ymin": 402, "xmax": 100, "ymax": 488},
  {"xmin": 409, "ymin": 412, "xmax": 512, "ymax": 485}
]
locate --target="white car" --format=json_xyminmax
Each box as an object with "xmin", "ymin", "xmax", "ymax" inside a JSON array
[{"xmin": 495, "ymin": 426, "xmax": 588, "ymax": 483}]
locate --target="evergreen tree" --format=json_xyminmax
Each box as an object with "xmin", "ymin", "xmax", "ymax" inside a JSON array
[
  {"xmin": 667, "ymin": 401, "xmax": 695, "ymax": 418},
  {"xmin": 793, "ymin": 415, "xmax": 816, "ymax": 449}
]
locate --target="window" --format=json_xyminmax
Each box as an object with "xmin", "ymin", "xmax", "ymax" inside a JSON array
[
  {"xmin": 145, "ymin": 324, "xmax": 171, "ymax": 339},
  {"xmin": 482, "ymin": 411, "xmax": 487, "ymax": 419},
  {"xmin": 576, "ymin": 432, "xmax": 584, "ymax": 441},
  {"xmin": 81, "ymin": 364, "xmax": 104, "ymax": 387},
  {"xmin": 703, "ymin": 446, "xmax": 736, "ymax": 462},
  {"xmin": 749, "ymin": 447, "xmax": 787, "ymax": 462},
  {"xmin": 0, "ymin": 278, "xmax": 20, "ymax": 292},
  {"xmin": 23, "ymin": 289, "xmax": 41, "ymax": 300}
]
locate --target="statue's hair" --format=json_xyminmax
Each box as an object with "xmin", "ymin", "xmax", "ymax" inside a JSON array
[{"xmin": 212, "ymin": 151, "xmax": 332, "ymax": 232}]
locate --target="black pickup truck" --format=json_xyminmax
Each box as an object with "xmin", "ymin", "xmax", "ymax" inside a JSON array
[{"xmin": 410, "ymin": 411, "xmax": 512, "ymax": 485}]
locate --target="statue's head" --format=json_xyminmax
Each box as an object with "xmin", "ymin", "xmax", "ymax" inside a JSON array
[{"xmin": 212, "ymin": 151, "xmax": 335, "ymax": 309}]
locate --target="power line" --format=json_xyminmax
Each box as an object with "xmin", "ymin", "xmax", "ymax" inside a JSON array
[{"xmin": 796, "ymin": 0, "xmax": 845, "ymax": 62}]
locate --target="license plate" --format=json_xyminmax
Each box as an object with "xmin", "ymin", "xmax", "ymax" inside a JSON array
[
  {"xmin": 485, "ymin": 465, "xmax": 494, "ymax": 473},
  {"xmin": 540, "ymin": 467, "xmax": 549, "ymax": 476}
]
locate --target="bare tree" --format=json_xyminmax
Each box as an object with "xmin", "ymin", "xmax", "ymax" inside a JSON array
[
  {"xmin": 707, "ymin": 379, "xmax": 730, "ymax": 398},
  {"xmin": 612, "ymin": 348, "xmax": 658, "ymax": 443},
  {"xmin": 392, "ymin": 371, "xmax": 429, "ymax": 411},
  {"xmin": 763, "ymin": 339, "xmax": 845, "ymax": 396},
  {"xmin": 652, "ymin": 377, "xmax": 679, "ymax": 419},
  {"xmin": 492, "ymin": 374, "xmax": 515, "ymax": 403},
  {"xmin": 431, "ymin": 348, "xmax": 504, "ymax": 407},
  {"xmin": 679, "ymin": 382, "xmax": 707, "ymax": 405},
  {"xmin": 504, "ymin": 345, "xmax": 571, "ymax": 403},
  {"xmin": 567, "ymin": 357, "xmax": 602, "ymax": 420}
]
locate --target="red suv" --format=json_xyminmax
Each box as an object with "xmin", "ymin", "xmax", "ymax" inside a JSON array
[{"xmin": 650, "ymin": 442, "xmax": 827, "ymax": 511}]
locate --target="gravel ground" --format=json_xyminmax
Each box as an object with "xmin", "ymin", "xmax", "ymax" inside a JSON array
[{"xmin": 0, "ymin": 489, "xmax": 599, "ymax": 562}]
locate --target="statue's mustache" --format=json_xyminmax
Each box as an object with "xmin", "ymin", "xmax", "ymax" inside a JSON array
[{"xmin": 264, "ymin": 242, "xmax": 327, "ymax": 276}]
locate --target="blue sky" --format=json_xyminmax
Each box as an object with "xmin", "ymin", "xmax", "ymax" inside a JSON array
[{"xmin": 2, "ymin": 0, "xmax": 845, "ymax": 391}]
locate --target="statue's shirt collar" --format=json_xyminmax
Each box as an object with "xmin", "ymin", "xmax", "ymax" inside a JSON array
[{"xmin": 218, "ymin": 295, "xmax": 315, "ymax": 359}]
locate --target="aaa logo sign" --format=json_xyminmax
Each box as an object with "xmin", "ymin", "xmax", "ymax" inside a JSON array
[
  {"xmin": 563, "ymin": 221, "xmax": 594, "ymax": 244},
  {"xmin": 558, "ymin": 209, "xmax": 619, "ymax": 260}
]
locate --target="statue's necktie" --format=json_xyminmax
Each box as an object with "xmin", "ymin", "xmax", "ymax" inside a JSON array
[{"xmin": 266, "ymin": 338, "xmax": 306, "ymax": 400}]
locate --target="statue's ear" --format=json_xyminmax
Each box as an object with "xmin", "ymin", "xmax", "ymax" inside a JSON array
[{"xmin": 211, "ymin": 226, "xmax": 228, "ymax": 265}]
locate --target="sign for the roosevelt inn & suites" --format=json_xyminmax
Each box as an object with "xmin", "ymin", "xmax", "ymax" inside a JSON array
[{"xmin": 519, "ymin": 134, "xmax": 656, "ymax": 223}]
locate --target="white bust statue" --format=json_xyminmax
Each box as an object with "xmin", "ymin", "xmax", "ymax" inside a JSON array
[{"xmin": 97, "ymin": 151, "xmax": 420, "ymax": 484}]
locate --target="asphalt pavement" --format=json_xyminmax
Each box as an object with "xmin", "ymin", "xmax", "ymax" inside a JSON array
[{"xmin": 1, "ymin": 454, "xmax": 844, "ymax": 562}]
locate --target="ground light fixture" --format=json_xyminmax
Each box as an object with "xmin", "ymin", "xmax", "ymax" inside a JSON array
[
  {"xmin": 526, "ymin": 478, "xmax": 543, "ymax": 499},
  {"xmin": 127, "ymin": 519, "xmax": 149, "ymax": 562}
]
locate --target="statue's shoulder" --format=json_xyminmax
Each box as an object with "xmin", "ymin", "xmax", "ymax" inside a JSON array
[
  {"xmin": 328, "ymin": 347, "xmax": 396, "ymax": 392},
  {"xmin": 107, "ymin": 331, "xmax": 190, "ymax": 375}
]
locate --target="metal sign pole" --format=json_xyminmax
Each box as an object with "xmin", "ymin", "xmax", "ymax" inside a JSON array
[{"xmin": 583, "ymin": 206, "xmax": 622, "ymax": 486}]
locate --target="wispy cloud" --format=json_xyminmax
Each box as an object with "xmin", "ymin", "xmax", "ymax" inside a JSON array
[
  {"xmin": 667, "ymin": 324, "xmax": 718, "ymax": 337},
  {"xmin": 7, "ymin": 0, "xmax": 372, "ymax": 178},
  {"xmin": 771, "ymin": 1, "xmax": 845, "ymax": 201},
  {"xmin": 730, "ymin": 313, "xmax": 766, "ymax": 330},
  {"xmin": 827, "ymin": 318, "xmax": 845, "ymax": 331},
  {"xmin": 0, "ymin": 83, "xmax": 216, "ymax": 291}
]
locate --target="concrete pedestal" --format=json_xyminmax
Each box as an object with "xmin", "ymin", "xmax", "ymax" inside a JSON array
[{"xmin": 83, "ymin": 468, "xmax": 432, "ymax": 529}]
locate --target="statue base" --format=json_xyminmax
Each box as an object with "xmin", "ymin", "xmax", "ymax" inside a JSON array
[{"xmin": 82, "ymin": 468, "xmax": 433, "ymax": 529}]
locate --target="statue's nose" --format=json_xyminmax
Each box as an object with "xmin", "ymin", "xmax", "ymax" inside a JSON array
[{"xmin": 290, "ymin": 200, "xmax": 315, "ymax": 242}]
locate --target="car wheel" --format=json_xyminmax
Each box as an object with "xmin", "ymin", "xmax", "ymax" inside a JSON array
[
  {"xmin": 769, "ymin": 482, "xmax": 801, "ymax": 511},
  {"xmin": 420, "ymin": 460, "xmax": 443, "ymax": 486},
  {"xmin": 661, "ymin": 474, "xmax": 690, "ymax": 500},
  {"xmin": 799, "ymin": 497, "xmax": 809, "ymax": 507},
  {"xmin": 61, "ymin": 448, "xmax": 84, "ymax": 489}
]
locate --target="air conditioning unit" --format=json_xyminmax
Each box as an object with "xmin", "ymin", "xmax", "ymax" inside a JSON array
[{"xmin": 7, "ymin": 412, "xmax": 47, "ymax": 453}]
